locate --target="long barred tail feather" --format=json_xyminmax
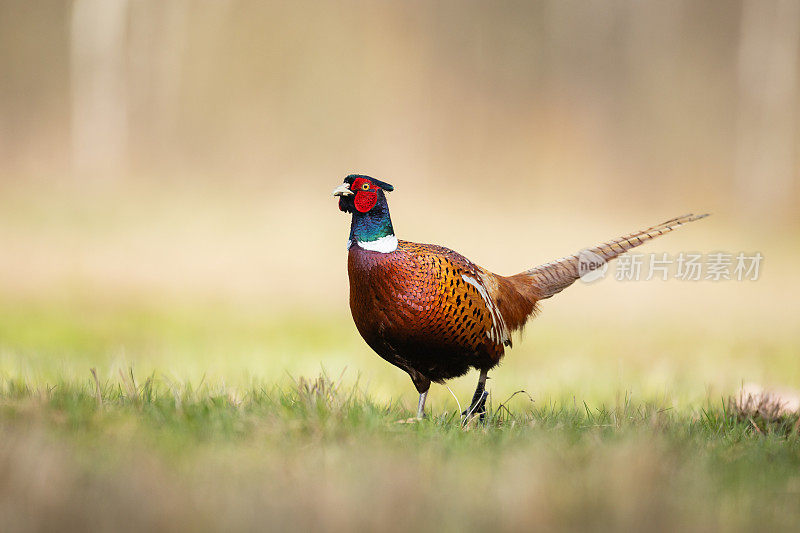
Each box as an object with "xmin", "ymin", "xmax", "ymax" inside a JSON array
[{"xmin": 522, "ymin": 213, "xmax": 709, "ymax": 300}]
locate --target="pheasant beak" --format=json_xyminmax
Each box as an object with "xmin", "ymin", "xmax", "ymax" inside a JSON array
[{"xmin": 332, "ymin": 183, "xmax": 354, "ymax": 197}]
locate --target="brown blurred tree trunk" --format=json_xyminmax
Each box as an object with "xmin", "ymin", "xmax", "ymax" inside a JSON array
[
  {"xmin": 70, "ymin": 0, "xmax": 129, "ymax": 178},
  {"xmin": 736, "ymin": 0, "xmax": 800, "ymax": 219}
]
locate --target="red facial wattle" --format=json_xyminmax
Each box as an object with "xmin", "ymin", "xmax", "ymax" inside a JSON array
[
  {"xmin": 354, "ymin": 190, "xmax": 377, "ymax": 212},
  {"xmin": 350, "ymin": 177, "xmax": 379, "ymax": 212}
]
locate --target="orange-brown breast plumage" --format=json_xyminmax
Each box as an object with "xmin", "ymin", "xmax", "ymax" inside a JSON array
[{"xmin": 348, "ymin": 240, "xmax": 535, "ymax": 390}]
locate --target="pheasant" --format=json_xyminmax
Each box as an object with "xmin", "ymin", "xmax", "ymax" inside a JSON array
[{"xmin": 333, "ymin": 174, "xmax": 708, "ymax": 420}]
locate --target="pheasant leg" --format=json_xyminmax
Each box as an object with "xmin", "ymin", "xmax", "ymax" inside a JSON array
[
  {"xmin": 416, "ymin": 390, "xmax": 428, "ymax": 419},
  {"xmin": 463, "ymin": 369, "xmax": 489, "ymax": 421}
]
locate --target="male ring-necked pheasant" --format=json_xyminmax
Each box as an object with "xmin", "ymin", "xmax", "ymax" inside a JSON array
[{"xmin": 333, "ymin": 174, "xmax": 707, "ymax": 419}]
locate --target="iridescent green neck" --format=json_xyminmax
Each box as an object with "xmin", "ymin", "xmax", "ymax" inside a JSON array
[{"xmin": 349, "ymin": 193, "xmax": 394, "ymax": 244}]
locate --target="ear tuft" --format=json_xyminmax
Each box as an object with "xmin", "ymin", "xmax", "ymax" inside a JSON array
[{"xmin": 374, "ymin": 179, "xmax": 394, "ymax": 192}]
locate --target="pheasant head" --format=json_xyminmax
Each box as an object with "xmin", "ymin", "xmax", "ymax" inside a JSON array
[{"xmin": 332, "ymin": 174, "xmax": 397, "ymax": 252}]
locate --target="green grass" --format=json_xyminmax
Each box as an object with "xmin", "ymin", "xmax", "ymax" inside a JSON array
[
  {"xmin": 2, "ymin": 372, "xmax": 800, "ymax": 532},
  {"xmin": 2, "ymin": 298, "xmax": 800, "ymax": 532}
]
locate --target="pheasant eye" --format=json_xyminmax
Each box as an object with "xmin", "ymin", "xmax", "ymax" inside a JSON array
[{"xmin": 361, "ymin": 183, "xmax": 370, "ymax": 191}]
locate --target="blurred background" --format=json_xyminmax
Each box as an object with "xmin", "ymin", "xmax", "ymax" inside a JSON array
[{"xmin": 0, "ymin": 0, "xmax": 798, "ymax": 405}]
